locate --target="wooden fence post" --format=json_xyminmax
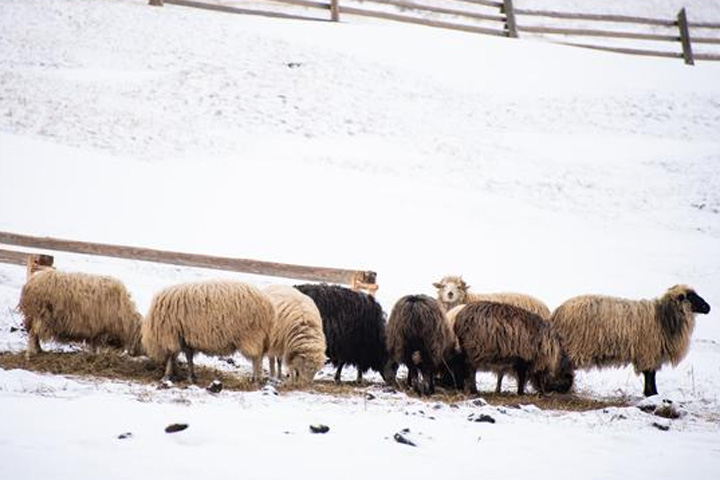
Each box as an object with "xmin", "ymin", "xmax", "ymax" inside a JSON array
[
  {"xmin": 330, "ymin": 0, "xmax": 339, "ymax": 22},
  {"xmin": 149, "ymin": 0, "xmax": 164, "ymax": 6},
  {"xmin": 677, "ymin": 8, "xmax": 694, "ymax": 65},
  {"xmin": 502, "ymin": 0, "xmax": 518, "ymax": 38}
]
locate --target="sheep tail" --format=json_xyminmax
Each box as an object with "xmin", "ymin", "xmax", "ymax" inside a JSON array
[{"xmin": 411, "ymin": 350, "xmax": 422, "ymax": 365}]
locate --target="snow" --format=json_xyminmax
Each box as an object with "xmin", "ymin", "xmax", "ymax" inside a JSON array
[{"xmin": 1, "ymin": 0, "xmax": 720, "ymax": 478}]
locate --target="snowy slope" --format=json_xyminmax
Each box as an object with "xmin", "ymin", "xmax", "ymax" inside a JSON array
[{"xmin": 1, "ymin": 0, "xmax": 720, "ymax": 479}]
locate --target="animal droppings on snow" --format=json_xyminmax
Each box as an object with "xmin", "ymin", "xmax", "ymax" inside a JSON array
[
  {"xmin": 165, "ymin": 423, "xmax": 189, "ymax": 434},
  {"xmin": 262, "ymin": 385, "xmax": 278, "ymax": 396},
  {"xmin": 206, "ymin": 380, "xmax": 223, "ymax": 394},
  {"xmin": 117, "ymin": 432, "xmax": 133, "ymax": 440},
  {"xmin": 365, "ymin": 392, "xmax": 376, "ymax": 401},
  {"xmin": 309, "ymin": 424, "xmax": 330, "ymax": 434},
  {"xmin": 652, "ymin": 422, "xmax": 670, "ymax": 432},
  {"xmin": 393, "ymin": 431, "xmax": 417, "ymax": 447},
  {"xmin": 468, "ymin": 413, "xmax": 496, "ymax": 424}
]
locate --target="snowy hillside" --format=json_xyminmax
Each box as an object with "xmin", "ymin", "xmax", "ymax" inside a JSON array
[{"xmin": 1, "ymin": 0, "xmax": 720, "ymax": 479}]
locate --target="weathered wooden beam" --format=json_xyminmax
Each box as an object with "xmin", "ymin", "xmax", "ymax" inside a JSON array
[
  {"xmin": 163, "ymin": 0, "xmax": 330, "ymax": 22},
  {"xmin": 149, "ymin": 0, "xmax": 164, "ymax": 6},
  {"xmin": 0, "ymin": 248, "xmax": 30, "ymax": 266},
  {"xmin": 330, "ymin": 0, "xmax": 339, "ymax": 22},
  {"xmin": 677, "ymin": 8, "xmax": 695, "ymax": 66},
  {"xmin": 514, "ymin": 9, "xmax": 676, "ymax": 27},
  {"xmin": 502, "ymin": 0, "xmax": 518, "ymax": 38},
  {"xmin": 0, "ymin": 231, "xmax": 376, "ymax": 288},
  {"xmin": 363, "ymin": 0, "xmax": 505, "ymax": 22},
  {"xmin": 519, "ymin": 25, "xmax": 679, "ymax": 42},
  {"xmin": 339, "ymin": 6, "xmax": 507, "ymax": 37}
]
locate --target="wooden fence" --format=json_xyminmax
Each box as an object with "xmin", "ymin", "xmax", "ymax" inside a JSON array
[
  {"xmin": 151, "ymin": 0, "xmax": 720, "ymax": 65},
  {"xmin": 0, "ymin": 231, "xmax": 378, "ymax": 293}
]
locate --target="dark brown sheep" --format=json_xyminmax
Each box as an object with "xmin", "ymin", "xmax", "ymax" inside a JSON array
[
  {"xmin": 386, "ymin": 295, "xmax": 455, "ymax": 395},
  {"xmin": 453, "ymin": 302, "xmax": 574, "ymax": 395}
]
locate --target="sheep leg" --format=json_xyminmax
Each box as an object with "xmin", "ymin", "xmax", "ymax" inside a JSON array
[
  {"xmin": 251, "ymin": 356, "xmax": 263, "ymax": 382},
  {"xmin": 495, "ymin": 371, "xmax": 504, "ymax": 394},
  {"xmin": 26, "ymin": 330, "xmax": 42, "ymax": 358},
  {"xmin": 184, "ymin": 348, "xmax": 196, "ymax": 384},
  {"xmin": 356, "ymin": 369, "xmax": 363, "ymax": 384},
  {"xmin": 425, "ymin": 368, "xmax": 435, "ymax": 395},
  {"xmin": 334, "ymin": 362, "xmax": 344, "ymax": 383},
  {"xmin": 465, "ymin": 365, "xmax": 478, "ymax": 394},
  {"xmin": 163, "ymin": 354, "xmax": 178, "ymax": 382},
  {"xmin": 407, "ymin": 365, "xmax": 418, "ymax": 391},
  {"xmin": 276, "ymin": 358, "xmax": 283, "ymax": 379},
  {"xmin": 515, "ymin": 366, "xmax": 528, "ymax": 395},
  {"xmin": 269, "ymin": 356, "xmax": 276, "ymax": 378},
  {"xmin": 643, "ymin": 370, "xmax": 658, "ymax": 397}
]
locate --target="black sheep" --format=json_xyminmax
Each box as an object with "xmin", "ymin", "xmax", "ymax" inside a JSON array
[{"xmin": 294, "ymin": 283, "xmax": 392, "ymax": 384}]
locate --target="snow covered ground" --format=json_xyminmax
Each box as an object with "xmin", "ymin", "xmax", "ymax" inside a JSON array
[{"xmin": 1, "ymin": 0, "xmax": 720, "ymax": 478}]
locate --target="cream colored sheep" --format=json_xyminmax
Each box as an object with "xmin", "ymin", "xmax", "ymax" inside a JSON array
[
  {"xmin": 263, "ymin": 285, "xmax": 326, "ymax": 386},
  {"xmin": 17, "ymin": 270, "xmax": 142, "ymax": 359},
  {"xmin": 141, "ymin": 280, "xmax": 275, "ymax": 383},
  {"xmin": 433, "ymin": 275, "xmax": 551, "ymax": 319},
  {"xmin": 550, "ymin": 285, "xmax": 711, "ymax": 396}
]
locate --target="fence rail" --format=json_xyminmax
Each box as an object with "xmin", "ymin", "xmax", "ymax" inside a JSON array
[
  {"xmin": 155, "ymin": 0, "xmax": 720, "ymax": 65},
  {"xmin": 0, "ymin": 231, "xmax": 377, "ymax": 291}
]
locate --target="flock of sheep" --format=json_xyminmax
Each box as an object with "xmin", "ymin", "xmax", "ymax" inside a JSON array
[{"xmin": 16, "ymin": 269, "xmax": 711, "ymax": 397}]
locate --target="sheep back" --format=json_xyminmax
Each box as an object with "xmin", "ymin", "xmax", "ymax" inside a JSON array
[
  {"xmin": 18, "ymin": 269, "xmax": 142, "ymax": 352},
  {"xmin": 386, "ymin": 294, "xmax": 454, "ymax": 371},
  {"xmin": 264, "ymin": 285, "xmax": 326, "ymax": 383},
  {"xmin": 141, "ymin": 280, "xmax": 275, "ymax": 362},
  {"xmin": 295, "ymin": 283, "xmax": 388, "ymax": 375}
]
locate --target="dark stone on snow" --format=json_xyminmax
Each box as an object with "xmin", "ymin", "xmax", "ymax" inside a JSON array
[
  {"xmin": 165, "ymin": 423, "xmax": 189, "ymax": 433},
  {"xmin": 309, "ymin": 424, "xmax": 330, "ymax": 434},
  {"xmin": 207, "ymin": 380, "xmax": 223, "ymax": 394},
  {"xmin": 393, "ymin": 432, "xmax": 417, "ymax": 447},
  {"xmin": 652, "ymin": 422, "xmax": 670, "ymax": 432},
  {"xmin": 117, "ymin": 432, "xmax": 133, "ymax": 440}
]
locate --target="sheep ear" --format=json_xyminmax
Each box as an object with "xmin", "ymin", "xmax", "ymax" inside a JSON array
[{"xmin": 432, "ymin": 282, "xmax": 443, "ymax": 289}]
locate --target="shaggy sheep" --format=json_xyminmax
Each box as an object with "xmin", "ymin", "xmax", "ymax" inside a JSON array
[
  {"xmin": 386, "ymin": 295, "xmax": 455, "ymax": 395},
  {"xmin": 453, "ymin": 302, "xmax": 574, "ymax": 395},
  {"xmin": 434, "ymin": 275, "xmax": 552, "ymax": 393},
  {"xmin": 141, "ymin": 280, "xmax": 275, "ymax": 383},
  {"xmin": 433, "ymin": 275, "xmax": 551, "ymax": 318},
  {"xmin": 550, "ymin": 285, "xmax": 711, "ymax": 396},
  {"xmin": 17, "ymin": 270, "xmax": 143, "ymax": 359},
  {"xmin": 295, "ymin": 283, "xmax": 393, "ymax": 383},
  {"xmin": 264, "ymin": 285, "xmax": 327, "ymax": 386}
]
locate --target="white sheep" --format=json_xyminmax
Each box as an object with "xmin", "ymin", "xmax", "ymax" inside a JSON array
[
  {"xmin": 263, "ymin": 285, "xmax": 326, "ymax": 385},
  {"xmin": 141, "ymin": 280, "xmax": 276, "ymax": 384},
  {"xmin": 18, "ymin": 270, "xmax": 143, "ymax": 358}
]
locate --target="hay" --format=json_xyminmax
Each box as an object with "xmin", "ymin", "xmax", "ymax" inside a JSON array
[{"xmin": 0, "ymin": 351, "xmax": 628, "ymax": 411}]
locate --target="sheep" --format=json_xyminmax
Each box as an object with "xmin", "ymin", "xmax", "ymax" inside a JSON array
[
  {"xmin": 295, "ymin": 283, "xmax": 393, "ymax": 384},
  {"xmin": 386, "ymin": 294, "xmax": 455, "ymax": 395},
  {"xmin": 433, "ymin": 275, "xmax": 552, "ymax": 393},
  {"xmin": 453, "ymin": 302, "xmax": 574, "ymax": 395},
  {"xmin": 263, "ymin": 285, "xmax": 327, "ymax": 386},
  {"xmin": 549, "ymin": 285, "xmax": 711, "ymax": 396},
  {"xmin": 141, "ymin": 280, "xmax": 276, "ymax": 384},
  {"xmin": 433, "ymin": 275, "xmax": 551, "ymax": 318},
  {"xmin": 17, "ymin": 269, "xmax": 143, "ymax": 359}
]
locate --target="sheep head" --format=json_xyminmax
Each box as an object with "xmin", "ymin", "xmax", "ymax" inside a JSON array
[{"xmin": 433, "ymin": 275, "xmax": 469, "ymax": 309}]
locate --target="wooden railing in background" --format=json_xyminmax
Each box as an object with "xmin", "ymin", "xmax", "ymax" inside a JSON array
[
  {"xmin": 150, "ymin": 0, "xmax": 720, "ymax": 65},
  {"xmin": 0, "ymin": 231, "xmax": 378, "ymax": 294}
]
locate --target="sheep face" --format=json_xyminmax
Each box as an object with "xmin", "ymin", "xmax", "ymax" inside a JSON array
[
  {"xmin": 685, "ymin": 290, "xmax": 710, "ymax": 314},
  {"xmin": 291, "ymin": 355, "xmax": 326, "ymax": 385},
  {"xmin": 433, "ymin": 276, "xmax": 468, "ymax": 306},
  {"xmin": 531, "ymin": 352, "xmax": 575, "ymax": 394}
]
